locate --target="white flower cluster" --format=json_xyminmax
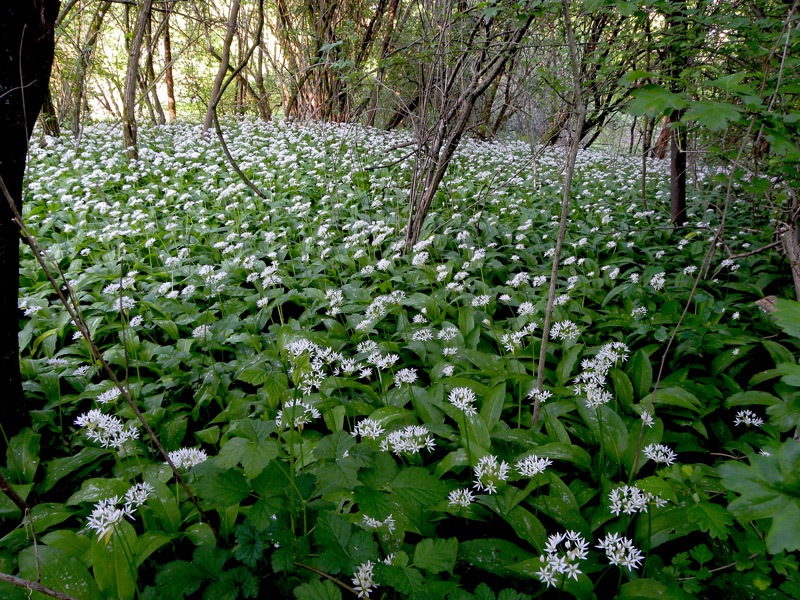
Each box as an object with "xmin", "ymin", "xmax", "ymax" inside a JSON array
[
  {"xmin": 448, "ymin": 487, "xmax": 476, "ymax": 508},
  {"xmin": 596, "ymin": 533, "xmax": 645, "ymax": 570},
  {"xmin": 642, "ymin": 443, "xmax": 678, "ymax": 466},
  {"xmin": 550, "ymin": 320, "xmax": 580, "ymax": 342},
  {"xmin": 361, "ymin": 513, "xmax": 395, "ymax": 534},
  {"xmin": 167, "ymin": 447, "xmax": 208, "ymax": 469},
  {"xmin": 536, "ymin": 530, "xmax": 590, "ymax": 587},
  {"xmin": 608, "ymin": 484, "xmax": 666, "ymax": 515},
  {"xmin": 449, "ymin": 387, "xmax": 477, "ymax": 416},
  {"xmin": 74, "ymin": 409, "xmax": 139, "ymax": 449},
  {"xmin": 86, "ymin": 482, "xmax": 153, "ymax": 539},
  {"xmin": 734, "ymin": 409, "xmax": 764, "ymax": 427},
  {"xmin": 473, "ymin": 454, "xmax": 510, "ymax": 494},
  {"xmin": 573, "ymin": 342, "xmax": 629, "ymax": 408},
  {"xmin": 276, "ymin": 399, "xmax": 321, "ymax": 429},
  {"xmin": 351, "ymin": 418, "xmax": 385, "ymax": 440},
  {"xmin": 380, "ymin": 425, "xmax": 435, "ymax": 455},
  {"xmin": 515, "ymin": 454, "xmax": 552, "ymax": 477},
  {"xmin": 357, "ymin": 290, "xmax": 405, "ymax": 330},
  {"xmin": 352, "ymin": 560, "xmax": 376, "ymax": 598}
]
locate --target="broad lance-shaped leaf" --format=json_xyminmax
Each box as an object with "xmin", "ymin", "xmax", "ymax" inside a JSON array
[{"xmin": 719, "ymin": 440, "xmax": 800, "ymax": 554}]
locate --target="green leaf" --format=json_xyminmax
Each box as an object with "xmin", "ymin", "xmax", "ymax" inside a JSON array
[
  {"xmin": 770, "ymin": 298, "xmax": 800, "ymax": 338},
  {"xmin": 41, "ymin": 447, "xmax": 107, "ymax": 492},
  {"xmin": 195, "ymin": 467, "xmax": 251, "ymax": 507},
  {"xmin": 628, "ymin": 84, "xmax": 687, "ymax": 117},
  {"xmin": 391, "ymin": 467, "xmax": 447, "ymax": 509},
  {"xmin": 413, "ymin": 538, "xmax": 457, "ymax": 574},
  {"xmin": 154, "ymin": 560, "xmax": 204, "ymax": 598},
  {"xmin": 610, "ymin": 368, "xmax": 635, "ymax": 408},
  {"xmin": 66, "ymin": 477, "xmax": 130, "ymax": 506},
  {"xmin": 643, "ymin": 387, "xmax": 701, "ymax": 413},
  {"xmin": 725, "ymin": 391, "xmax": 781, "ymax": 407},
  {"xmin": 686, "ymin": 502, "xmax": 734, "ymax": 540},
  {"xmin": 18, "ymin": 545, "xmax": 103, "ymax": 600},
  {"xmin": 6, "ymin": 428, "xmax": 40, "ymax": 484},
  {"xmin": 91, "ymin": 519, "xmax": 138, "ymax": 600},
  {"xmin": 294, "ymin": 579, "xmax": 343, "ymax": 600},
  {"xmin": 217, "ymin": 420, "xmax": 278, "ymax": 478},
  {"xmin": 684, "ymin": 100, "xmax": 741, "ymax": 131},
  {"xmin": 719, "ymin": 440, "xmax": 800, "ymax": 553},
  {"xmin": 628, "ymin": 349, "xmax": 652, "ymax": 399},
  {"xmin": 458, "ymin": 539, "xmax": 534, "ymax": 577},
  {"xmin": 618, "ymin": 579, "xmax": 694, "ymax": 599},
  {"xmin": 480, "ymin": 382, "xmax": 506, "ymax": 430}
]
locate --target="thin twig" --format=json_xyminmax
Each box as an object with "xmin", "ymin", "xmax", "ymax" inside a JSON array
[
  {"xmin": 295, "ymin": 562, "xmax": 359, "ymax": 596},
  {"xmin": 0, "ymin": 472, "xmax": 29, "ymax": 512},
  {"xmin": 0, "ymin": 572, "xmax": 78, "ymax": 600}
]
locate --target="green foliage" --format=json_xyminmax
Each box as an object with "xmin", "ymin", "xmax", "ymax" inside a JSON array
[{"xmin": 3, "ymin": 118, "xmax": 797, "ymax": 599}]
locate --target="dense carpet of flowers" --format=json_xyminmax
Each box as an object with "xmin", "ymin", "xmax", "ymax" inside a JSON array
[{"xmin": 2, "ymin": 119, "xmax": 797, "ymax": 599}]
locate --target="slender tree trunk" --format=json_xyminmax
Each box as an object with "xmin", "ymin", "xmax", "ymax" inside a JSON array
[
  {"xmin": 39, "ymin": 86, "xmax": 61, "ymax": 137},
  {"xmin": 670, "ymin": 114, "xmax": 687, "ymax": 225},
  {"xmin": 163, "ymin": 5, "xmax": 177, "ymax": 122},
  {"xmin": 255, "ymin": 44, "xmax": 272, "ymax": 121},
  {"xmin": 71, "ymin": 1, "xmax": 111, "ymax": 137},
  {"xmin": 122, "ymin": 0, "xmax": 154, "ymax": 161},
  {"xmin": 145, "ymin": 15, "xmax": 166, "ymax": 125},
  {"xmin": 0, "ymin": 0, "xmax": 59, "ymax": 453},
  {"xmin": 204, "ymin": 0, "xmax": 241, "ymax": 132}
]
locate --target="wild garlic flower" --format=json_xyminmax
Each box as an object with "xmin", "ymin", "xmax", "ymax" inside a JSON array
[
  {"xmin": 276, "ymin": 399, "xmax": 321, "ymax": 429},
  {"xmin": 352, "ymin": 560, "xmax": 376, "ymax": 599},
  {"xmin": 596, "ymin": 533, "xmax": 644, "ymax": 570},
  {"xmin": 351, "ymin": 418, "xmax": 385, "ymax": 440},
  {"xmin": 192, "ymin": 324, "xmax": 211, "ymax": 339},
  {"xmin": 87, "ymin": 482, "xmax": 153, "ymax": 540},
  {"xmin": 608, "ymin": 484, "xmax": 664, "ymax": 515},
  {"xmin": 167, "ymin": 447, "xmax": 208, "ymax": 469},
  {"xmin": 96, "ymin": 388, "xmax": 122, "ymax": 405},
  {"xmin": 515, "ymin": 454, "xmax": 552, "ymax": 477},
  {"xmin": 641, "ymin": 410, "xmax": 655, "ymax": 428},
  {"xmin": 448, "ymin": 488, "xmax": 476, "ymax": 508},
  {"xmin": 642, "ymin": 443, "xmax": 677, "ymax": 466},
  {"xmin": 449, "ymin": 386, "xmax": 477, "ymax": 416},
  {"xmin": 473, "ymin": 455, "xmax": 510, "ymax": 494},
  {"xmin": 394, "ymin": 368, "xmax": 418, "ymax": 386},
  {"xmin": 734, "ymin": 409, "xmax": 763, "ymax": 427},
  {"xmin": 74, "ymin": 410, "xmax": 139, "ymax": 449},
  {"xmin": 536, "ymin": 530, "xmax": 589, "ymax": 587},
  {"xmin": 649, "ymin": 272, "xmax": 666, "ymax": 291},
  {"xmin": 380, "ymin": 425, "xmax": 435, "ymax": 455},
  {"xmin": 361, "ymin": 514, "xmax": 395, "ymax": 534},
  {"xmin": 550, "ymin": 320, "xmax": 580, "ymax": 342},
  {"xmin": 86, "ymin": 496, "xmax": 127, "ymax": 539}
]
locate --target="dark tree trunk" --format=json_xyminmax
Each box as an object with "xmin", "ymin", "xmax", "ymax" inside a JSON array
[
  {"xmin": 0, "ymin": 1, "xmax": 59, "ymax": 452},
  {"xmin": 670, "ymin": 114, "xmax": 687, "ymax": 225}
]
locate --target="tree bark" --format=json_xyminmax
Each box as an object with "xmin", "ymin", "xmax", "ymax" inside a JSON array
[
  {"xmin": 70, "ymin": 1, "xmax": 111, "ymax": 137},
  {"xmin": 0, "ymin": 0, "xmax": 59, "ymax": 453},
  {"xmin": 163, "ymin": 3, "xmax": 177, "ymax": 122},
  {"xmin": 204, "ymin": 0, "xmax": 241, "ymax": 132},
  {"xmin": 122, "ymin": 0, "xmax": 154, "ymax": 162}
]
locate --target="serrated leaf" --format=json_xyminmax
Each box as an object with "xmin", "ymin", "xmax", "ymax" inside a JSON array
[
  {"xmin": 686, "ymin": 502, "xmax": 733, "ymax": 540},
  {"xmin": 195, "ymin": 467, "xmax": 251, "ymax": 507},
  {"xmin": 413, "ymin": 538, "xmax": 457, "ymax": 574},
  {"xmin": 684, "ymin": 100, "xmax": 741, "ymax": 131},
  {"xmin": 628, "ymin": 84, "xmax": 687, "ymax": 117},
  {"xmin": 719, "ymin": 440, "xmax": 800, "ymax": 553},
  {"xmin": 392, "ymin": 467, "xmax": 447, "ymax": 508},
  {"xmin": 294, "ymin": 579, "xmax": 343, "ymax": 600}
]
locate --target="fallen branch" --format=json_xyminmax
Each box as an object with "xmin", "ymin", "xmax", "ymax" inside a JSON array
[{"xmin": 0, "ymin": 572, "xmax": 78, "ymax": 600}]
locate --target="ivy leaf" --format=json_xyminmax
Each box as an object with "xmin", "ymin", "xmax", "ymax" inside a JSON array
[
  {"xmin": 413, "ymin": 538, "xmax": 458, "ymax": 574},
  {"xmin": 719, "ymin": 440, "xmax": 800, "ymax": 553}
]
